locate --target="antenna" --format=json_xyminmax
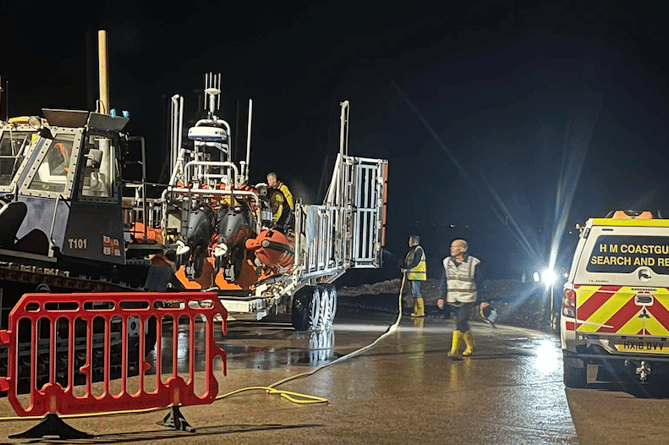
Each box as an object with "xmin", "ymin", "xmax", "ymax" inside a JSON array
[{"xmin": 204, "ymin": 72, "xmax": 221, "ymax": 117}]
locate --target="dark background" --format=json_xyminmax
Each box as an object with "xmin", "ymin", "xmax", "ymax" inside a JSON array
[{"xmin": 2, "ymin": 1, "xmax": 668, "ymax": 283}]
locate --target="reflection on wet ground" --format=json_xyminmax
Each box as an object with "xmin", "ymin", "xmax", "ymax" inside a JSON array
[
  {"xmin": 150, "ymin": 310, "xmax": 563, "ymax": 376},
  {"xmin": 149, "ymin": 318, "xmax": 342, "ymax": 374},
  {"xmin": 148, "ymin": 302, "xmax": 409, "ymax": 374}
]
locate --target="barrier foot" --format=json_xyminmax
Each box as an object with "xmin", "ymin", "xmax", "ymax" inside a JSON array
[
  {"xmin": 157, "ymin": 405, "xmax": 196, "ymax": 432},
  {"xmin": 8, "ymin": 413, "xmax": 93, "ymax": 439}
]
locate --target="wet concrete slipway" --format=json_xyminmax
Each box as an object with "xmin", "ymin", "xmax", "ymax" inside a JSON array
[{"xmin": 2, "ymin": 297, "xmax": 669, "ymax": 444}]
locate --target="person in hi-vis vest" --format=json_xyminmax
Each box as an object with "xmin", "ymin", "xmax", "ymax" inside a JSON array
[
  {"xmin": 437, "ymin": 238, "xmax": 481, "ymax": 356},
  {"xmin": 401, "ymin": 235, "xmax": 427, "ymax": 317}
]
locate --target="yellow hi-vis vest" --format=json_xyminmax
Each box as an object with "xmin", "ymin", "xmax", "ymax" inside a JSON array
[{"xmin": 406, "ymin": 246, "xmax": 427, "ymax": 281}]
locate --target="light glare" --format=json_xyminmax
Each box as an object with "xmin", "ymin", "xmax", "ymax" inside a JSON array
[{"xmin": 541, "ymin": 269, "xmax": 557, "ymax": 286}]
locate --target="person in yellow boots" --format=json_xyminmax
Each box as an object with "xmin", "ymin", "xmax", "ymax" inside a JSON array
[
  {"xmin": 436, "ymin": 238, "xmax": 481, "ymax": 356},
  {"xmin": 400, "ymin": 235, "xmax": 427, "ymax": 317}
]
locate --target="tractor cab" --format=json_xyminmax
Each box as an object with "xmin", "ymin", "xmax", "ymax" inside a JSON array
[{"xmin": 0, "ymin": 109, "xmax": 159, "ymax": 289}]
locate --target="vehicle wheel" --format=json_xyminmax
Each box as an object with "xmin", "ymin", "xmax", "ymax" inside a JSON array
[
  {"xmin": 308, "ymin": 287, "xmax": 322, "ymax": 330},
  {"xmin": 291, "ymin": 292, "xmax": 307, "ymax": 331},
  {"xmin": 563, "ymin": 360, "xmax": 587, "ymax": 388},
  {"xmin": 321, "ymin": 284, "xmax": 337, "ymax": 328},
  {"xmin": 291, "ymin": 287, "xmax": 321, "ymax": 331}
]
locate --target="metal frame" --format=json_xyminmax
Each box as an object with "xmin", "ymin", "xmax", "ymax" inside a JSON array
[
  {"xmin": 0, "ymin": 125, "xmax": 39, "ymax": 193},
  {"xmin": 18, "ymin": 128, "xmax": 82, "ymax": 199},
  {"xmin": 295, "ymin": 154, "xmax": 387, "ymax": 281}
]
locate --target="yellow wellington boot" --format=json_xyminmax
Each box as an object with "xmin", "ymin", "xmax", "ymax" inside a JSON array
[
  {"xmin": 410, "ymin": 299, "xmax": 418, "ymax": 317},
  {"xmin": 448, "ymin": 330, "xmax": 463, "ymax": 357},
  {"xmin": 463, "ymin": 331, "xmax": 475, "ymax": 356},
  {"xmin": 411, "ymin": 298, "xmax": 425, "ymax": 317}
]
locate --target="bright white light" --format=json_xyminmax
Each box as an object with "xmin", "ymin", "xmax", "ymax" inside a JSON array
[
  {"xmin": 533, "ymin": 272, "xmax": 540, "ymax": 282},
  {"xmin": 541, "ymin": 269, "xmax": 557, "ymax": 287}
]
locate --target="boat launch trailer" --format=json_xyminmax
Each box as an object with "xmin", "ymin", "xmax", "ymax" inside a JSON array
[{"xmin": 163, "ymin": 80, "xmax": 388, "ymax": 330}]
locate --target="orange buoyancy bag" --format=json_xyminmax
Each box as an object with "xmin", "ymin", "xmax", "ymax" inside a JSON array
[
  {"xmin": 246, "ymin": 229, "xmax": 294, "ymax": 273},
  {"xmin": 130, "ymin": 222, "xmax": 164, "ymax": 244}
]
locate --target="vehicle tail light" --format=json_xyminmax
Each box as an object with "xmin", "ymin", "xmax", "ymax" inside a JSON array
[{"xmin": 562, "ymin": 288, "xmax": 576, "ymax": 318}]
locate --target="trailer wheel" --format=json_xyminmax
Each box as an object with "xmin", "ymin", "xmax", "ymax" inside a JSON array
[
  {"xmin": 321, "ymin": 284, "xmax": 337, "ymax": 328},
  {"xmin": 563, "ymin": 360, "xmax": 587, "ymax": 388},
  {"xmin": 291, "ymin": 292, "xmax": 307, "ymax": 331},
  {"xmin": 291, "ymin": 287, "xmax": 321, "ymax": 331}
]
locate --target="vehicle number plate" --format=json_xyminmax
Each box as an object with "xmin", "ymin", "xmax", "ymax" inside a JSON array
[{"xmin": 616, "ymin": 340, "xmax": 669, "ymax": 354}]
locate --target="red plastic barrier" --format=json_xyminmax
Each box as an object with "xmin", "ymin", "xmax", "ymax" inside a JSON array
[{"xmin": 0, "ymin": 291, "xmax": 227, "ymax": 417}]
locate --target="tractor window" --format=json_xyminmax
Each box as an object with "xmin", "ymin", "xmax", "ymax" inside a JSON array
[
  {"xmin": 26, "ymin": 134, "xmax": 75, "ymax": 193},
  {"xmin": 0, "ymin": 131, "xmax": 36, "ymax": 186},
  {"xmin": 80, "ymin": 135, "xmax": 116, "ymax": 199}
]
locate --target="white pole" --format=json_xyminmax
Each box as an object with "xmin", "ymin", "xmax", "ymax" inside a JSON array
[
  {"xmin": 98, "ymin": 30, "xmax": 109, "ymax": 114},
  {"xmin": 245, "ymin": 99, "xmax": 252, "ymax": 182},
  {"xmin": 339, "ymin": 100, "xmax": 349, "ymax": 156}
]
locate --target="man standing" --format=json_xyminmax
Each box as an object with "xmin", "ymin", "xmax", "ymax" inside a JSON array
[
  {"xmin": 266, "ymin": 172, "xmax": 294, "ymax": 210},
  {"xmin": 266, "ymin": 172, "xmax": 294, "ymax": 231},
  {"xmin": 437, "ymin": 239, "xmax": 481, "ymax": 356},
  {"xmin": 402, "ymin": 235, "xmax": 427, "ymax": 317}
]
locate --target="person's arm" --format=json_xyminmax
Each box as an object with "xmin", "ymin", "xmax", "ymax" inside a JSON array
[
  {"xmin": 404, "ymin": 247, "xmax": 422, "ymax": 270},
  {"xmin": 281, "ymin": 184, "xmax": 294, "ymax": 209},
  {"xmin": 474, "ymin": 261, "xmax": 483, "ymax": 303},
  {"xmin": 437, "ymin": 266, "xmax": 447, "ymax": 309}
]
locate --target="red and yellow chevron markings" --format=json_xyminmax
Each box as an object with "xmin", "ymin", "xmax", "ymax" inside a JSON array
[{"xmin": 575, "ymin": 285, "xmax": 669, "ymax": 336}]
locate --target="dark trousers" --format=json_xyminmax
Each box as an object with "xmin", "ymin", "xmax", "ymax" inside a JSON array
[
  {"xmin": 409, "ymin": 280, "xmax": 422, "ymax": 299},
  {"xmin": 452, "ymin": 303, "xmax": 472, "ymax": 332}
]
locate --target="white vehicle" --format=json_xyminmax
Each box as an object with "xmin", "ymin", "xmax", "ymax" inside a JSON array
[{"xmin": 561, "ymin": 210, "xmax": 669, "ymax": 387}]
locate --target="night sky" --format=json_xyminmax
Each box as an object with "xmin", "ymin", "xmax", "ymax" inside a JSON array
[{"xmin": 2, "ymin": 2, "xmax": 668, "ymax": 281}]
